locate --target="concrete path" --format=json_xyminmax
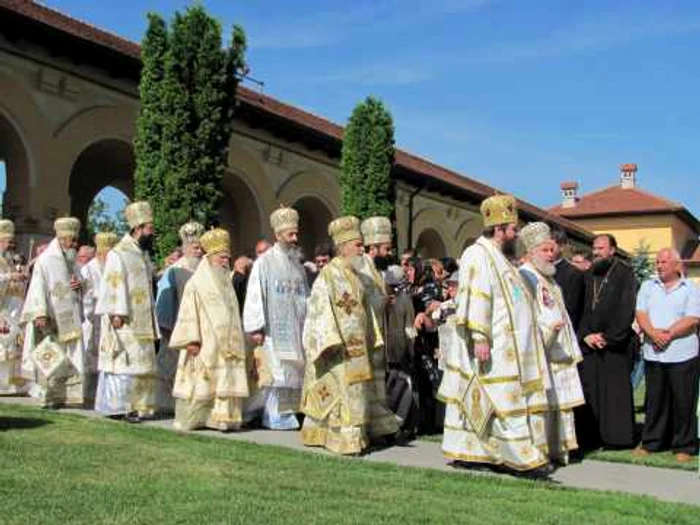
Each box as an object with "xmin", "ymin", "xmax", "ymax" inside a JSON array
[{"xmin": 2, "ymin": 397, "xmax": 698, "ymax": 506}]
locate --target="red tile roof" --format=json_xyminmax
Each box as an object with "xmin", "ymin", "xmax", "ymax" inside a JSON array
[
  {"xmin": 551, "ymin": 185, "xmax": 683, "ymax": 216},
  {"xmin": 549, "ymin": 184, "xmax": 700, "ymax": 234},
  {"xmin": 0, "ymin": 0, "xmax": 596, "ymax": 241}
]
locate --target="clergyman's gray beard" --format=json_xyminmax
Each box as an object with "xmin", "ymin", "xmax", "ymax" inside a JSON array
[
  {"xmin": 532, "ymin": 256, "xmax": 556, "ymax": 277},
  {"xmin": 64, "ymin": 248, "xmax": 77, "ymax": 264},
  {"xmin": 282, "ymin": 243, "xmax": 303, "ymax": 262},
  {"xmin": 184, "ymin": 256, "xmax": 201, "ymax": 268}
]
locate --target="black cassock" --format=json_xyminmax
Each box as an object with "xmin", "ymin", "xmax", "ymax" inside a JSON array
[
  {"xmin": 576, "ymin": 258, "xmax": 637, "ymax": 449},
  {"xmin": 554, "ymin": 258, "xmax": 585, "ymax": 331}
]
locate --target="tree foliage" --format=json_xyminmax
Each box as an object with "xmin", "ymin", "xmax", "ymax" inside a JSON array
[
  {"xmin": 631, "ymin": 239, "xmax": 655, "ymax": 284},
  {"xmin": 134, "ymin": 6, "xmax": 247, "ymax": 257},
  {"xmin": 340, "ymin": 96, "xmax": 396, "ymax": 220},
  {"xmin": 86, "ymin": 197, "xmax": 128, "ymax": 242}
]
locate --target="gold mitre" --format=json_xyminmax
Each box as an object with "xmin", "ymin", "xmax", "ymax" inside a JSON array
[
  {"xmin": 270, "ymin": 206, "xmax": 299, "ymax": 234},
  {"xmin": 480, "ymin": 194, "xmax": 518, "ymax": 228},
  {"xmin": 54, "ymin": 217, "xmax": 81, "ymax": 239},
  {"xmin": 520, "ymin": 222, "xmax": 551, "ymax": 253},
  {"xmin": 124, "ymin": 201, "xmax": 153, "ymax": 229},
  {"xmin": 94, "ymin": 232, "xmax": 119, "ymax": 254},
  {"xmin": 361, "ymin": 216, "xmax": 392, "ymax": 246},
  {"xmin": 0, "ymin": 219, "xmax": 15, "ymax": 240},
  {"xmin": 179, "ymin": 221, "xmax": 205, "ymax": 246},
  {"xmin": 201, "ymin": 228, "xmax": 231, "ymax": 255},
  {"xmin": 328, "ymin": 216, "xmax": 361, "ymax": 246}
]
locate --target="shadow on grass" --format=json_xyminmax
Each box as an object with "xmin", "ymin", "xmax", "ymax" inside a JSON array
[{"xmin": 0, "ymin": 416, "xmax": 53, "ymax": 431}]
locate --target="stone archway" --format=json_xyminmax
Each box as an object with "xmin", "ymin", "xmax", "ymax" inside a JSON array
[
  {"xmin": 0, "ymin": 112, "xmax": 31, "ymax": 225},
  {"xmin": 293, "ymin": 196, "xmax": 333, "ymax": 260},
  {"xmin": 220, "ymin": 171, "xmax": 264, "ymax": 257},
  {"xmin": 416, "ymin": 228, "xmax": 447, "ymax": 259},
  {"xmin": 69, "ymin": 139, "xmax": 134, "ymax": 241}
]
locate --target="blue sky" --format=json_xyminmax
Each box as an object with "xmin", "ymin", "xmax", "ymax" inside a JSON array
[{"xmin": 5, "ymin": 0, "xmax": 700, "ymax": 216}]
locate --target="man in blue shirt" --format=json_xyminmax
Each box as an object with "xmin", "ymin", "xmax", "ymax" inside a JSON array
[{"xmin": 634, "ymin": 248, "xmax": 700, "ymax": 463}]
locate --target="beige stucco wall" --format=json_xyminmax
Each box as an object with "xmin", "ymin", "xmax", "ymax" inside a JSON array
[{"xmin": 570, "ymin": 214, "xmax": 679, "ymax": 256}]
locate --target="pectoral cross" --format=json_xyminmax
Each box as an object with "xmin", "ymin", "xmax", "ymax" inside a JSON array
[{"xmin": 336, "ymin": 291, "xmax": 357, "ymax": 315}]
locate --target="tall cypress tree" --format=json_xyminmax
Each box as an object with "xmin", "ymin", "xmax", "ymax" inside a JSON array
[
  {"xmin": 340, "ymin": 96, "xmax": 396, "ymax": 220},
  {"xmin": 134, "ymin": 6, "xmax": 247, "ymax": 257},
  {"xmin": 134, "ymin": 13, "xmax": 168, "ymax": 204}
]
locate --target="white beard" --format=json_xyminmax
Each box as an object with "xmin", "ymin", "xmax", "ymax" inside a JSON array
[
  {"xmin": 532, "ymin": 255, "xmax": 556, "ymax": 277},
  {"xmin": 349, "ymin": 255, "xmax": 364, "ymax": 272},
  {"xmin": 211, "ymin": 263, "xmax": 231, "ymax": 288}
]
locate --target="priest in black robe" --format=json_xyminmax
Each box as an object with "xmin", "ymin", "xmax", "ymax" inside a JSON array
[
  {"xmin": 577, "ymin": 233, "xmax": 637, "ymax": 450},
  {"xmin": 552, "ymin": 229, "xmax": 586, "ymax": 330}
]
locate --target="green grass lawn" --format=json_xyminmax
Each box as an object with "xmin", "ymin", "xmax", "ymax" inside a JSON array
[
  {"xmin": 588, "ymin": 382, "xmax": 697, "ymax": 471},
  {"xmin": 0, "ymin": 404, "xmax": 697, "ymax": 524}
]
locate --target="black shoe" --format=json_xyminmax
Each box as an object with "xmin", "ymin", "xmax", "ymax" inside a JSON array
[
  {"xmin": 511, "ymin": 464, "xmax": 553, "ymax": 481},
  {"xmin": 450, "ymin": 460, "xmax": 492, "ymax": 472},
  {"xmin": 124, "ymin": 412, "xmax": 141, "ymax": 424}
]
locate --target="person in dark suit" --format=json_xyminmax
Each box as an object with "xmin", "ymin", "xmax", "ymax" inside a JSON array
[{"xmin": 552, "ymin": 229, "xmax": 586, "ymax": 331}]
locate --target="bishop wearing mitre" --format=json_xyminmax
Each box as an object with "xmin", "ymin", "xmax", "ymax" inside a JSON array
[
  {"xmin": 95, "ymin": 202, "xmax": 159, "ymax": 422},
  {"xmin": 170, "ymin": 228, "xmax": 249, "ymax": 432},
  {"xmin": 21, "ymin": 217, "xmax": 85, "ymax": 408},
  {"xmin": 519, "ymin": 222, "xmax": 585, "ymax": 465},
  {"xmin": 301, "ymin": 216, "xmax": 384, "ymax": 455}
]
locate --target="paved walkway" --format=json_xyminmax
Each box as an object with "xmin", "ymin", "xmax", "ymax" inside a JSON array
[{"xmin": 2, "ymin": 397, "xmax": 699, "ymax": 506}]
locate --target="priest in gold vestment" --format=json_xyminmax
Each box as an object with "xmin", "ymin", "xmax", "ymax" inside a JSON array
[
  {"xmin": 95, "ymin": 202, "xmax": 159, "ymax": 422},
  {"xmin": 21, "ymin": 218, "xmax": 85, "ymax": 407},
  {"xmin": 170, "ymin": 228, "xmax": 249, "ymax": 431},
  {"xmin": 358, "ymin": 216, "xmax": 400, "ymax": 440},
  {"xmin": 439, "ymin": 195, "xmax": 552, "ymax": 478},
  {"xmin": 301, "ymin": 216, "xmax": 384, "ymax": 455},
  {"xmin": 519, "ymin": 222, "xmax": 585, "ymax": 465}
]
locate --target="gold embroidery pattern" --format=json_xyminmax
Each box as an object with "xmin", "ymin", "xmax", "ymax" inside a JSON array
[
  {"xmin": 105, "ymin": 271, "xmax": 122, "ymax": 289},
  {"xmin": 132, "ymin": 289, "xmax": 148, "ymax": 306},
  {"xmin": 336, "ymin": 291, "xmax": 358, "ymax": 315},
  {"xmin": 51, "ymin": 281, "xmax": 72, "ymax": 301}
]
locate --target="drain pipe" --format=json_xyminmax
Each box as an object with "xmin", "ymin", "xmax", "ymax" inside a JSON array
[{"xmin": 406, "ymin": 185, "xmax": 424, "ymax": 251}]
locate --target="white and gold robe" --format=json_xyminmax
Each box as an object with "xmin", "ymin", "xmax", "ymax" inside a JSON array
[
  {"xmin": 20, "ymin": 239, "xmax": 85, "ymax": 406},
  {"xmin": 301, "ymin": 257, "xmax": 383, "ymax": 455},
  {"xmin": 243, "ymin": 243, "xmax": 307, "ymax": 430},
  {"xmin": 169, "ymin": 257, "xmax": 249, "ymax": 431},
  {"xmin": 94, "ymin": 234, "xmax": 158, "ymax": 417},
  {"xmin": 439, "ymin": 237, "xmax": 550, "ymax": 471},
  {"xmin": 154, "ymin": 256, "xmax": 199, "ymax": 413},
  {"xmin": 520, "ymin": 261, "xmax": 585, "ymax": 464},
  {"xmin": 81, "ymin": 257, "xmax": 106, "ymax": 404},
  {"xmin": 357, "ymin": 254, "xmax": 400, "ymax": 438},
  {"xmin": 0, "ymin": 257, "xmax": 28, "ymax": 394}
]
